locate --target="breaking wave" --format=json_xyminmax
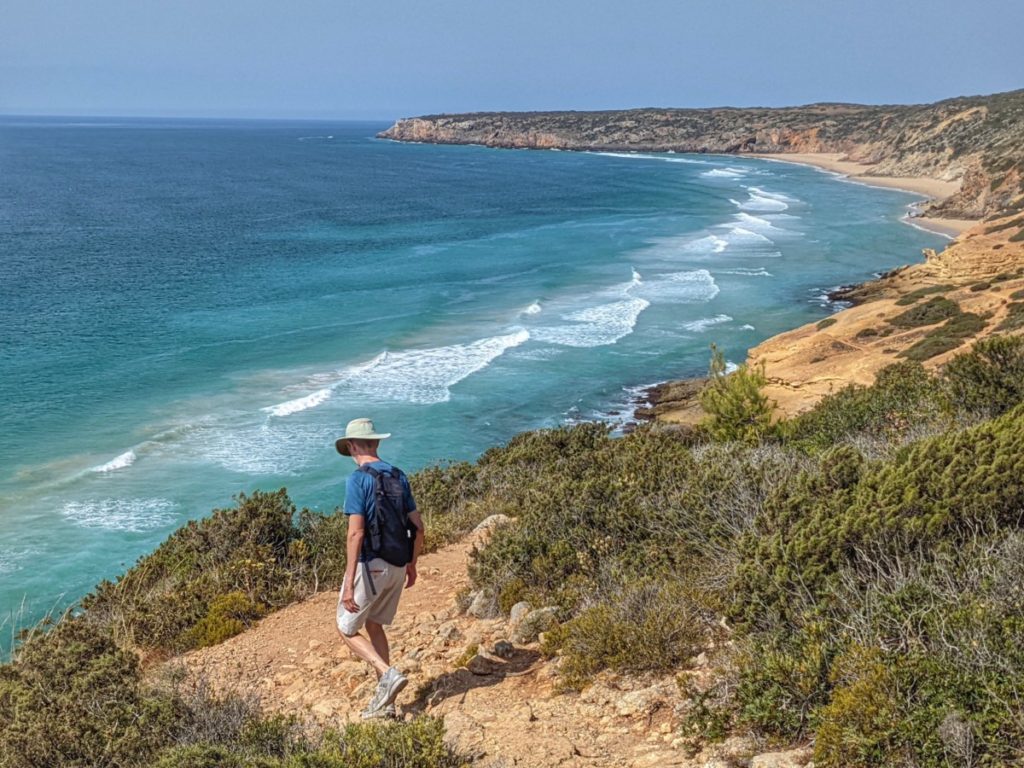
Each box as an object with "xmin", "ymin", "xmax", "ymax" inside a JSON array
[{"xmin": 90, "ymin": 450, "xmax": 137, "ymax": 473}]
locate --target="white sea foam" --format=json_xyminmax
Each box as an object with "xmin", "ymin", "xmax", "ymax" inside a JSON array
[
  {"xmin": 731, "ymin": 192, "xmax": 789, "ymax": 213},
  {"xmin": 717, "ymin": 267, "xmax": 774, "ymax": 277},
  {"xmin": 262, "ymin": 388, "xmax": 332, "ymax": 417},
  {"xmin": 682, "ymin": 314, "xmax": 733, "ymax": 332},
  {"xmin": 0, "ymin": 547, "xmax": 40, "ymax": 575},
  {"xmin": 725, "ymin": 226, "xmax": 774, "ymax": 244},
  {"xmin": 329, "ymin": 330, "xmax": 531, "ymax": 404},
  {"xmin": 701, "ymin": 167, "xmax": 747, "ymax": 179},
  {"xmin": 91, "ymin": 450, "xmax": 137, "ymax": 473},
  {"xmin": 521, "ymin": 301, "xmax": 543, "ymax": 316},
  {"xmin": 740, "ymin": 324, "xmax": 756, "ymax": 330},
  {"xmin": 747, "ymin": 186, "xmax": 795, "ymax": 202},
  {"xmin": 636, "ymin": 269, "xmax": 720, "ymax": 303},
  {"xmin": 62, "ymin": 498, "xmax": 178, "ymax": 532},
  {"xmin": 593, "ymin": 151, "xmax": 709, "ymax": 165},
  {"xmin": 534, "ymin": 298, "xmax": 651, "ymax": 348},
  {"xmin": 732, "ymin": 213, "xmax": 792, "ymax": 234}
]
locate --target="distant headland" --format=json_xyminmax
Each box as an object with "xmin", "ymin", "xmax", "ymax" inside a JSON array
[{"xmin": 380, "ymin": 89, "xmax": 1024, "ymax": 225}]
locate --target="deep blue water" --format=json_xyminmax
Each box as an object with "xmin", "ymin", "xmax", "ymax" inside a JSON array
[{"xmin": 0, "ymin": 117, "xmax": 947, "ymax": 636}]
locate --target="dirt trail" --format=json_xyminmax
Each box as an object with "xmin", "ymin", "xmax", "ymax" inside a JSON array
[{"xmin": 182, "ymin": 521, "xmax": 723, "ymax": 767}]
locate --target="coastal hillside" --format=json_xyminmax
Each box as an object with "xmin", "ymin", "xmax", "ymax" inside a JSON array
[
  {"xmin": 380, "ymin": 89, "xmax": 1024, "ymax": 220},
  {"xmin": 644, "ymin": 213, "xmax": 1024, "ymax": 422},
  {"xmin": 5, "ymin": 336, "xmax": 1024, "ymax": 766}
]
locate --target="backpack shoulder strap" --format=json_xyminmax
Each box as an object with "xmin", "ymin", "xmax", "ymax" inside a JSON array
[{"xmin": 355, "ymin": 464, "xmax": 384, "ymax": 557}]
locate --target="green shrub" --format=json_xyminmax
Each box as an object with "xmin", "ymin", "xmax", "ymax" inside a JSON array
[
  {"xmin": 1010, "ymin": 288, "xmax": 1024, "ymax": 300},
  {"xmin": 699, "ymin": 345, "xmax": 778, "ymax": 445},
  {"xmin": 0, "ymin": 619, "xmax": 177, "ymax": 767},
  {"xmin": 182, "ymin": 591, "xmax": 267, "ymax": 649},
  {"xmin": 893, "ymin": 284, "xmax": 953, "ymax": 306},
  {"xmin": 734, "ymin": 405, "xmax": 1024, "ymax": 630},
  {"xmin": 969, "ymin": 280, "xmax": 991, "ymax": 291},
  {"xmin": 732, "ymin": 627, "xmax": 836, "ymax": 739},
  {"xmin": 82, "ymin": 490, "xmax": 344, "ymax": 652},
  {"xmin": 889, "ymin": 296, "xmax": 960, "ymax": 328},
  {"xmin": 816, "ymin": 317, "xmax": 837, "ymax": 329},
  {"xmin": 541, "ymin": 579, "xmax": 710, "ymax": 689},
  {"xmin": 997, "ymin": 301, "xmax": 1024, "ymax": 331},
  {"xmin": 854, "ymin": 327, "xmax": 879, "ymax": 339},
  {"xmin": 320, "ymin": 718, "xmax": 466, "ymax": 768},
  {"xmin": 782, "ymin": 362, "xmax": 945, "ymax": 453},
  {"xmin": 943, "ymin": 333, "xmax": 1024, "ymax": 416},
  {"xmin": 899, "ymin": 312, "xmax": 986, "ymax": 362}
]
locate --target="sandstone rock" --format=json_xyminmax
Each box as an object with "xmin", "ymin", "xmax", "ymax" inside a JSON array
[
  {"xmin": 443, "ymin": 710, "xmax": 487, "ymax": 760},
  {"xmin": 468, "ymin": 590, "xmax": 499, "ymax": 619},
  {"xmin": 508, "ymin": 600, "xmax": 532, "ymax": 627},
  {"xmin": 750, "ymin": 747, "xmax": 814, "ymax": 768},
  {"xmin": 511, "ymin": 606, "xmax": 559, "ymax": 644},
  {"xmin": 473, "ymin": 513, "xmax": 513, "ymax": 533},
  {"xmin": 465, "ymin": 654, "xmax": 498, "ymax": 676},
  {"xmin": 436, "ymin": 620, "xmax": 462, "ymax": 643},
  {"xmin": 492, "ymin": 639, "xmax": 515, "ymax": 658}
]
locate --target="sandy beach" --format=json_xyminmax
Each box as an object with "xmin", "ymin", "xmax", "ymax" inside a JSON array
[{"xmin": 750, "ymin": 152, "xmax": 976, "ymax": 236}]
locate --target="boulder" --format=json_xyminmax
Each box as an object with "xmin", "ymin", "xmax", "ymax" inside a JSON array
[
  {"xmin": 468, "ymin": 590, "xmax": 499, "ymax": 619},
  {"xmin": 750, "ymin": 748, "xmax": 814, "ymax": 768},
  {"xmin": 492, "ymin": 639, "xmax": 515, "ymax": 658},
  {"xmin": 511, "ymin": 606, "xmax": 559, "ymax": 644},
  {"xmin": 508, "ymin": 601, "xmax": 532, "ymax": 627},
  {"xmin": 473, "ymin": 514, "xmax": 513, "ymax": 533}
]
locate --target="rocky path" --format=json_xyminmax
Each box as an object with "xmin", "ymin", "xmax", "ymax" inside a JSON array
[{"xmin": 182, "ymin": 520, "xmax": 809, "ymax": 768}]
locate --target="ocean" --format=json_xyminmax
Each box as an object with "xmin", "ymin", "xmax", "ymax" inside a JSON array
[{"xmin": 0, "ymin": 117, "xmax": 947, "ymax": 638}]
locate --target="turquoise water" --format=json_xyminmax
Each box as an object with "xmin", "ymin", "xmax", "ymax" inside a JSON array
[{"xmin": 0, "ymin": 117, "xmax": 947, "ymax": 635}]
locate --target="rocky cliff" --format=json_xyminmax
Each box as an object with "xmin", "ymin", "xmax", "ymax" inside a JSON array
[{"xmin": 380, "ymin": 89, "xmax": 1024, "ymax": 220}]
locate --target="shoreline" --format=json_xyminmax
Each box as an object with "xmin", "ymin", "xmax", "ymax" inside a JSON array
[{"xmin": 748, "ymin": 152, "xmax": 976, "ymax": 236}]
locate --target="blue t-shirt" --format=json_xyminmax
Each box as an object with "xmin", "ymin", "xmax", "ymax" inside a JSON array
[{"xmin": 344, "ymin": 460, "xmax": 417, "ymax": 563}]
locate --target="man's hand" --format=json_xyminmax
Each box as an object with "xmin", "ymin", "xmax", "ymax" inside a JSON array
[
  {"xmin": 405, "ymin": 563, "xmax": 418, "ymax": 589},
  {"xmin": 342, "ymin": 585, "xmax": 360, "ymax": 613}
]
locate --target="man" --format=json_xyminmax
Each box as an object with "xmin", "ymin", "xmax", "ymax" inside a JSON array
[{"xmin": 334, "ymin": 417, "xmax": 425, "ymax": 719}]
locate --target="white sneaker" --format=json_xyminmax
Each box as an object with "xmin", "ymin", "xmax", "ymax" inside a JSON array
[{"xmin": 361, "ymin": 667, "xmax": 408, "ymax": 718}]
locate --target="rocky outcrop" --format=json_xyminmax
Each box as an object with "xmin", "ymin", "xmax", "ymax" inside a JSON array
[
  {"xmin": 380, "ymin": 90, "xmax": 1024, "ymax": 220},
  {"xmin": 748, "ymin": 214, "xmax": 1024, "ymax": 417}
]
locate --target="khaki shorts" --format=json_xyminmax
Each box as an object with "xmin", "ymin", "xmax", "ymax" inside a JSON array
[{"xmin": 336, "ymin": 558, "xmax": 406, "ymax": 636}]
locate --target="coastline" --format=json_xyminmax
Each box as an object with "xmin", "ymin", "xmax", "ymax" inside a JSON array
[{"xmin": 748, "ymin": 152, "xmax": 976, "ymax": 236}]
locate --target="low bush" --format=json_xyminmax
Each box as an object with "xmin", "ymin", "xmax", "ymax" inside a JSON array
[
  {"xmin": 893, "ymin": 284, "xmax": 953, "ymax": 306},
  {"xmin": 816, "ymin": 317, "xmax": 837, "ymax": 329},
  {"xmin": 997, "ymin": 301, "xmax": 1024, "ymax": 331},
  {"xmin": 781, "ymin": 361, "xmax": 945, "ymax": 453},
  {"xmin": 82, "ymin": 489, "xmax": 346, "ymax": 652},
  {"xmin": 900, "ymin": 312, "xmax": 986, "ymax": 361},
  {"xmin": 888, "ymin": 296, "xmax": 960, "ymax": 328},
  {"xmin": 0, "ymin": 619, "xmax": 177, "ymax": 766},
  {"xmin": 541, "ymin": 579, "xmax": 712, "ymax": 689},
  {"xmin": 942, "ymin": 333, "xmax": 1024, "ymax": 417}
]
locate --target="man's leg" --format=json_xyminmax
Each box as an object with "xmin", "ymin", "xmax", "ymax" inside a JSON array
[
  {"xmin": 337, "ymin": 627, "xmax": 389, "ymax": 678},
  {"xmin": 365, "ymin": 620, "xmax": 390, "ymax": 673}
]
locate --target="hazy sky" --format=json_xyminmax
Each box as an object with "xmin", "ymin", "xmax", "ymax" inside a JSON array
[{"xmin": 2, "ymin": 0, "xmax": 1021, "ymax": 119}]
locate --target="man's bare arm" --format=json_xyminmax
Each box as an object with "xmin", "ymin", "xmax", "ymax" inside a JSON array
[
  {"xmin": 342, "ymin": 515, "xmax": 365, "ymax": 612},
  {"xmin": 406, "ymin": 510, "xmax": 425, "ymax": 588}
]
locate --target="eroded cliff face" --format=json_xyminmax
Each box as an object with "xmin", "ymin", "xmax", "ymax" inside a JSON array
[
  {"xmin": 380, "ymin": 90, "xmax": 1024, "ymax": 220},
  {"xmin": 747, "ymin": 214, "xmax": 1024, "ymax": 417}
]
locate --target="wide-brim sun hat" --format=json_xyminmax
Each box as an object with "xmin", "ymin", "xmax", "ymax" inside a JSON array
[{"xmin": 335, "ymin": 417, "xmax": 391, "ymax": 456}]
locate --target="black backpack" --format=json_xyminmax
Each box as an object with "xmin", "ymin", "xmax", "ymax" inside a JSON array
[{"xmin": 358, "ymin": 464, "xmax": 415, "ymax": 568}]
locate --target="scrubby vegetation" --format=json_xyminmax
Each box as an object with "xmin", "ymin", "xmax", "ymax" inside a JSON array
[
  {"xmin": 426, "ymin": 333, "xmax": 1024, "ymax": 766},
  {"xmin": 0, "ymin": 618, "xmax": 467, "ymax": 767},
  {"xmin": 4, "ymin": 333, "xmax": 1024, "ymax": 767},
  {"xmin": 893, "ymin": 284, "xmax": 953, "ymax": 306}
]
